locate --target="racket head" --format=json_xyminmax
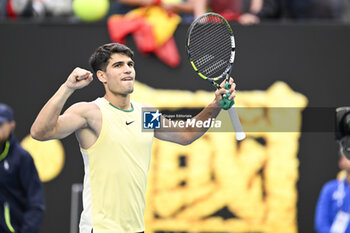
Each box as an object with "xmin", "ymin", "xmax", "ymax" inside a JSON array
[{"xmin": 186, "ymin": 13, "xmax": 235, "ymax": 85}]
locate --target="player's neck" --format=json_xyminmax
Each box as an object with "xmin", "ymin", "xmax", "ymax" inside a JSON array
[{"xmin": 104, "ymin": 93, "xmax": 132, "ymax": 111}]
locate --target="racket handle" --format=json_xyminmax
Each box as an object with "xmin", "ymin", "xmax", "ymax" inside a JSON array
[{"xmin": 227, "ymin": 106, "xmax": 246, "ymax": 141}]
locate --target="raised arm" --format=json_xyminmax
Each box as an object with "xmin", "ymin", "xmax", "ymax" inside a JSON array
[
  {"xmin": 30, "ymin": 67, "xmax": 93, "ymax": 141},
  {"xmin": 155, "ymin": 78, "xmax": 236, "ymax": 145}
]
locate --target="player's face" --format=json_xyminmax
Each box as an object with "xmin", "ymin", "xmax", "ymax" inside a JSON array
[
  {"xmin": 104, "ymin": 53, "xmax": 135, "ymax": 96},
  {"xmin": 0, "ymin": 121, "xmax": 14, "ymax": 143}
]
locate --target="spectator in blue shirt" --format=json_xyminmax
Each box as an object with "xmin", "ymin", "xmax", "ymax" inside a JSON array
[{"xmin": 315, "ymin": 151, "xmax": 350, "ymax": 233}]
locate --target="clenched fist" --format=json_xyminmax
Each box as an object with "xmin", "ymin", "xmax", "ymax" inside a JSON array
[{"xmin": 65, "ymin": 67, "xmax": 93, "ymax": 90}]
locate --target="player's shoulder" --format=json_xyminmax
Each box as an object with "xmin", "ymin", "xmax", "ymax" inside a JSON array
[
  {"xmin": 64, "ymin": 101, "xmax": 101, "ymax": 125},
  {"xmin": 71, "ymin": 101, "xmax": 99, "ymax": 108},
  {"xmin": 67, "ymin": 101, "xmax": 100, "ymax": 113}
]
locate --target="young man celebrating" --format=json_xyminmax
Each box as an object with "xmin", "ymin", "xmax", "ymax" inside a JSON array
[{"xmin": 31, "ymin": 43, "xmax": 236, "ymax": 233}]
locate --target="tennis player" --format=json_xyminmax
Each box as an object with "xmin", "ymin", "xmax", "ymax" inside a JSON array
[{"xmin": 30, "ymin": 43, "xmax": 236, "ymax": 233}]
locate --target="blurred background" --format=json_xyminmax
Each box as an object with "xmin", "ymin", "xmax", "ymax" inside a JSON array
[{"xmin": 1, "ymin": 0, "xmax": 350, "ymax": 232}]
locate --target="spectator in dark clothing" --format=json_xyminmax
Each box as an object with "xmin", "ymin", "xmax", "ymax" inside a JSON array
[
  {"xmin": 310, "ymin": 0, "xmax": 346, "ymax": 20},
  {"xmin": 0, "ymin": 103, "xmax": 45, "ymax": 233},
  {"xmin": 256, "ymin": 0, "xmax": 345, "ymax": 21},
  {"xmin": 256, "ymin": 0, "xmax": 311, "ymax": 20}
]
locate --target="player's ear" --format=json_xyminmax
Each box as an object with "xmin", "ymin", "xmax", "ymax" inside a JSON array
[{"xmin": 96, "ymin": 70, "xmax": 107, "ymax": 84}]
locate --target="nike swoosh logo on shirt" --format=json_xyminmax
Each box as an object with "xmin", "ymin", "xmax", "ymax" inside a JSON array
[{"xmin": 126, "ymin": 121, "xmax": 134, "ymax": 125}]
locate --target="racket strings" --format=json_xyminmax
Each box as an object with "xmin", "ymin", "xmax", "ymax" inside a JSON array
[{"xmin": 188, "ymin": 16, "xmax": 232, "ymax": 79}]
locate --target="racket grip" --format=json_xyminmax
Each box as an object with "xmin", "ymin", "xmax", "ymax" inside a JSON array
[{"xmin": 227, "ymin": 106, "xmax": 246, "ymax": 141}]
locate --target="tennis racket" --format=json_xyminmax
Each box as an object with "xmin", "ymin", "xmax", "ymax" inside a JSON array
[{"xmin": 186, "ymin": 12, "xmax": 246, "ymax": 141}]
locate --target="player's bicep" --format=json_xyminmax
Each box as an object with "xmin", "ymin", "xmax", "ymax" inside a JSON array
[{"xmin": 52, "ymin": 106, "xmax": 88, "ymax": 139}]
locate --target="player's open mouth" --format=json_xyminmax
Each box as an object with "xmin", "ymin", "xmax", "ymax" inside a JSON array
[{"xmin": 121, "ymin": 77, "xmax": 133, "ymax": 81}]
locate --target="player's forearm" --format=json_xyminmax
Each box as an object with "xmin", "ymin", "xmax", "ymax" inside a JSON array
[
  {"xmin": 194, "ymin": 99, "xmax": 221, "ymax": 123},
  {"xmin": 31, "ymin": 84, "xmax": 74, "ymax": 140},
  {"xmin": 181, "ymin": 100, "xmax": 221, "ymax": 144}
]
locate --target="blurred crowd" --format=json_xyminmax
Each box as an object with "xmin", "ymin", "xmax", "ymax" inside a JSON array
[{"xmin": 1, "ymin": 0, "xmax": 350, "ymax": 24}]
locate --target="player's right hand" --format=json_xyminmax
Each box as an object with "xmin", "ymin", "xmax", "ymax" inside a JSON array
[{"xmin": 65, "ymin": 67, "xmax": 93, "ymax": 90}]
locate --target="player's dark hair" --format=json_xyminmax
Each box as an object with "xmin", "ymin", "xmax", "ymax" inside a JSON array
[{"xmin": 89, "ymin": 43, "xmax": 134, "ymax": 73}]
